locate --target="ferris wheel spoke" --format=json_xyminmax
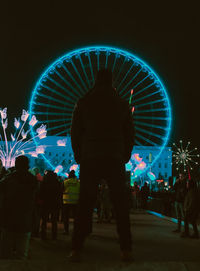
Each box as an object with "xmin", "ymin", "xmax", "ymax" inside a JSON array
[
  {"xmin": 71, "ymin": 61, "xmax": 89, "ymax": 92},
  {"xmin": 40, "ymin": 83, "xmax": 75, "ymax": 104},
  {"xmin": 54, "ymin": 69, "xmax": 82, "ymax": 98},
  {"xmin": 54, "ymin": 129, "xmax": 70, "ymax": 136},
  {"xmin": 134, "ymin": 115, "xmax": 170, "ymax": 121},
  {"xmin": 34, "ymin": 92, "xmax": 74, "ymax": 109},
  {"xmin": 135, "ymin": 126, "xmax": 164, "ymax": 140},
  {"xmin": 135, "ymin": 107, "xmax": 169, "ymax": 114},
  {"xmin": 112, "ymin": 54, "xmax": 118, "ymax": 73},
  {"xmin": 120, "ymin": 68, "xmax": 143, "ymax": 95},
  {"xmin": 113, "ymin": 58, "xmax": 127, "ymax": 85},
  {"xmin": 133, "ymin": 89, "xmax": 162, "ymax": 104},
  {"xmin": 135, "ymin": 139, "xmax": 142, "ymax": 145},
  {"xmin": 135, "ymin": 132, "xmax": 158, "ymax": 146},
  {"xmin": 134, "ymin": 120, "xmax": 168, "ymax": 131},
  {"xmin": 132, "ymin": 74, "xmax": 150, "ymax": 91},
  {"xmin": 47, "ymin": 76, "xmax": 77, "ymax": 103},
  {"xmin": 32, "ymin": 111, "xmax": 72, "ymax": 117},
  {"xmin": 132, "ymin": 82, "xmax": 156, "ymax": 98},
  {"xmin": 31, "ymin": 101, "xmax": 73, "ymax": 113},
  {"xmin": 47, "ymin": 123, "xmax": 71, "ymax": 133},
  {"xmin": 37, "ymin": 117, "xmax": 72, "ymax": 125},
  {"xmin": 105, "ymin": 51, "xmax": 109, "ymax": 69},
  {"xmin": 118, "ymin": 63, "xmax": 135, "ymax": 92},
  {"xmin": 61, "ymin": 63, "xmax": 85, "ymax": 95},
  {"xmin": 87, "ymin": 53, "xmax": 95, "ymax": 85},
  {"xmin": 134, "ymin": 98, "xmax": 167, "ymax": 109},
  {"xmin": 77, "ymin": 55, "xmax": 92, "ymax": 89}
]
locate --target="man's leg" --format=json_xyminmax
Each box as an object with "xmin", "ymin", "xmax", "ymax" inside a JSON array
[
  {"xmin": 106, "ymin": 160, "xmax": 132, "ymax": 252},
  {"xmin": 63, "ymin": 204, "xmax": 70, "ymax": 234},
  {"xmin": 71, "ymin": 161, "xmax": 99, "ymax": 251},
  {"xmin": 15, "ymin": 232, "xmax": 31, "ymax": 259}
]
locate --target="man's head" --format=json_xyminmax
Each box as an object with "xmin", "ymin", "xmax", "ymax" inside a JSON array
[
  {"xmin": 15, "ymin": 156, "xmax": 29, "ymax": 171},
  {"xmin": 178, "ymin": 173, "xmax": 185, "ymax": 181},
  {"xmin": 95, "ymin": 69, "xmax": 113, "ymax": 87},
  {"xmin": 69, "ymin": 170, "xmax": 76, "ymax": 178}
]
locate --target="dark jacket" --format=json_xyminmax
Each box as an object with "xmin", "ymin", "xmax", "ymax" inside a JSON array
[
  {"xmin": 0, "ymin": 170, "xmax": 37, "ymax": 232},
  {"xmin": 184, "ymin": 188, "xmax": 199, "ymax": 221},
  {"xmin": 173, "ymin": 179, "xmax": 187, "ymax": 203},
  {"xmin": 71, "ymin": 85, "xmax": 135, "ymax": 163},
  {"xmin": 40, "ymin": 172, "xmax": 62, "ymax": 210}
]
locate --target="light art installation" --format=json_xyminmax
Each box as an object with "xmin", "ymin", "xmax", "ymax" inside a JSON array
[
  {"xmin": 172, "ymin": 140, "xmax": 199, "ymax": 173},
  {"xmin": 0, "ymin": 108, "xmax": 47, "ymax": 169},
  {"xmin": 29, "ymin": 46, "xmax": 172, "ymax": 174}
]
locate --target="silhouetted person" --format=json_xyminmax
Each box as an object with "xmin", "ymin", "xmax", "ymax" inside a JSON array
[
  {"xmin": 40, "ymin": 171, "xmax": 62, "ymax": 240},
  {"xmin": 62, "ymin": 170, "xmax": 80, "ymax": 235},
  {"xmin": 181, "ymin": 179, "xmax": 199, "ymax": 238},
  {"xmin": 172, "ymin": 173, "xmax": 187, "ymax": 233},
  {"xmin": 0, "ymin": 156, "xmax": 37, "ymax": 259},
  {"xmin": 140, "ymin": 182, "xmax": 149, "ymax": 209},
  {"xmin": 70, "ymin": 68, "xmax": 135, "ymax": 262}
]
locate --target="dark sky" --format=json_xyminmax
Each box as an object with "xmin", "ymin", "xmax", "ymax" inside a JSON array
[{"xmin": 1, "ymin": 2, "xmax": 199, "ymax": 150}]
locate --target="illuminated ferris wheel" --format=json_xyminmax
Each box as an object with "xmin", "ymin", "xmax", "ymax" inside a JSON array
[{"xmin": 29, "ymin": 46, "xmax": 172, "ymax": 171}]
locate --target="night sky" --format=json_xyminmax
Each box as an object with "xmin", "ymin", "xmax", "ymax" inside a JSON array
[{"xmin": 1, "ymin": 3, "xmax": 199, "ymax": 151}]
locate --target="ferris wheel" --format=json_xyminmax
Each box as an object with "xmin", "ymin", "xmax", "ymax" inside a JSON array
[{"xmin": 29, "ymin": 46, "xmax": 172, "ymax": 172}]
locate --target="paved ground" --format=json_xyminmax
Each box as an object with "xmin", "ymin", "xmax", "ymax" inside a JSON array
[{"xmin": 0, "ymin": 210, "xmax": 199, "ymax": 271}]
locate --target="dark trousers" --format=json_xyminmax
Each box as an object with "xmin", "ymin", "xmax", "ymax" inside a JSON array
[
  {"xmin": 184, "ymin": 213, "xmax": 199, "ymax": 236},
  {"xmin": 72, "ymin": 158, "xmax": 132, "ymax": 251},
  {"xmin": 63, "ymin": 204, "xmax": 77, "ymax": 233},
  {"xmin": 41, "ymin": 208, "xmax": 58, "ymax": 239}
]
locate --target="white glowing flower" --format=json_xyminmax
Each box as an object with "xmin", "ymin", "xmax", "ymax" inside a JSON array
[
  {"xmin": 29, "ymin": 151, "xmax": 38, "ymax": 157},
  {"xmin": 21, "ymin": 110, "xmax": 29, "ymax": 122},
  {"xmin": 21, "ymin": 130, "xmax": 28, "ymax": 139},
  {"xmin": 11, "ymin": 134, "xmax": 15, "ymax": 141},
  {"xmin": 29, "ymin": 115, "xmax": 38, "ymax": 126},
  {"xmin": 36, "ymin": 124, "xmax": 47, "ymax": 139},
  {"xmin": 14, "ymin": 118, "xmax": 20, "ymax": 129},
  {"xmin": 70, "ymin": 164, "xmax": 78, "ymax": 171},
  {"xmin": 36, "ymin": 146, "xmax": 45, "ymax": 154},
  {"xmin": 54, "ymin": 165, "xmax": 63, "ymax": 174},
  {"xmin": 0, "ymin": 108, "xmax": 7, "ymax": 120},
  {"xmin": 57, "ymin": 138, "xmax": 67, "ymax": 146},
  {"xmin": 2, "ymin": 119, "xmax": 8, "ymax": 129}
]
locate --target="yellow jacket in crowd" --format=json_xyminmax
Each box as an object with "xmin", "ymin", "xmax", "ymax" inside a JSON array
[{"xmin": 63, "ymin": 177, "xmax": 80, "ymax": 205}]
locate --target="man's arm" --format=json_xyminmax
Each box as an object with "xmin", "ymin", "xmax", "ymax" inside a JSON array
[
  {"xmin": 70, "ymin": 102, "xmax": 84, "ymax": 164},
  {"xmin": 123, "ymin": 105, "xmax": 135, "ymax": 163}
]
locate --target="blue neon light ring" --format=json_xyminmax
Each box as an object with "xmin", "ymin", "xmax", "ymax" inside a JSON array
[{"xmin": 29, "ymin": 45, "xmax": 172, "ymax": 174}]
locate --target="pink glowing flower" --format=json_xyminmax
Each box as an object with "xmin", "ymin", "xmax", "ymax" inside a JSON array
[
  {"xmin": 14, "ymin": 118, "xmax": 20, "ymax": 129},
  {"xmin": 0, "ymin": 108, "xmax": 7, "ymax": 120},
  {"xmin": 54, "ymin": 165, "xmax": 63, "ymax": 174},
  {"xmin": 29, "ymin": 115, "xmax": 38, "ymax": 126},
  {"xmin": 70, "ymin": 164, "xmax": 78, "ymax": 171},
  {"xmin": 21, "ymin": 130, "xmax": 28, "ymax": 139},
  {"xmin": 11, "ymin": 134, "xmax": 15, "ymax": 141},
  {"xmin": 36, "ymin": 124, "xmax": 47, "ymax": 139},
  {"xmin": 57, "ymin": 138, "xmax": 67, "ymax": 146},
  {"xmin": 21, "ymin": 110, "xmax": 29, "ymax": 122},
  {"xmin": 36, "ymin": 146, "xmax": 45, "ymax": 154},
  {"xmin": 2, "ymin": 119, "xmax": 8, "ymax": 129}
]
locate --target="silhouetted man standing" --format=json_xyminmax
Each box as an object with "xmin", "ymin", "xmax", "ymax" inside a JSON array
[{"xmin": 70, "ymin": 69, "xmax": 135, "ymax": 262}]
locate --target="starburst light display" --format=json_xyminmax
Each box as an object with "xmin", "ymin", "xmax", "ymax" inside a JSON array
[{"xmin": 172, "ymin": 140, "xmax": 200, "ymax": 172}]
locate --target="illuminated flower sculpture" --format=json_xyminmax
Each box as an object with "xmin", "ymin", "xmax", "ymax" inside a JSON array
[{"xmin": 0, "ymin": 108, "xmax": 47, "ymax": 169}]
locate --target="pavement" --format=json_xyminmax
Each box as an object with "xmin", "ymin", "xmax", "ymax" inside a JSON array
[{"xmin": 0, "ymin": 210, "xmax": 200, "ymax": 271}]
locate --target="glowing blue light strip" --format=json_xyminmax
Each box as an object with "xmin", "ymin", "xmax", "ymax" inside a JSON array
[
  {"xmin": 112, "ymin": 54, "xmax": 118, "ymax": 73},
  {"xmin": 32, "ymin": 101, "xmax": 72, "ymax": 112},
  {"xmin": 47, "ymin": 76, "xmax": 77, "ymax": 103},
  {"xmin": 135, "ymin": 132, "xmax": 158, "ymax": 146},
  {"xmin": 135, "ymin": 126, "xmax": 164, "ymax": 140},
  {"xmin": 37, "ymin": 118, "xmax": 71, "ymax": 124},
  {"xmin": 78, "ymin": 55, "xmax": 91, "ymax": 89},
  {"xmin": 134, "ymin": 116, "xmax": 170, "ymax": 120},
  {"xmin": 35, "ymin": 91, "xmax": 74, "ymax": 109},
  {"xmin": 113, "ymin": 57, "xmax": 127, "ymax": 85},
  {"xmin": 118, "ymin": 63, "xmax": 135, "ymax": 92},
  {"xmin": 135, "ymin": 98, "xmax": 167, "ymax": 108},
  {"xmin": 46, "ymin": 123, "xmax": 71, "ymax": 132},
  {"xmin": 105, "ymin": 51, "xmax": 109, "ymax": 69},
  {"xmin": 61, "ymin": 63, "xmax": 84, "ymax": 95},
  {"xmin": 71, "ymin": 60, "xmax": 88, "ymax": 91},
  {"xmin": 132, "ymin": 74, "xmax": 150, "ymax": 90},
  {"xmin": 135, "ymin": 107, "xmax": 169, "ymax": 114},
  {"xmin": 134, "ymin": 120, "xmax": 168, "ymax": 131},
  {"xmin": 33, "ymin": 112, "xmax": 72, "ymax": 116},
  {"xmin": 133, "ymin": 89, "xmax": 162, "ymax": 104},
  {"xmin": 54, "ymin": 69, "xmax": 82, "ymax": 98},
  {"xmin": 120, "ymin": 67, "xmax": 142, "ymax": 95},
  {"xmin": 87, "ymin": 52, "xmax": 95, "ymax": 85},
  {"xmin": 40, "ymin": 83, "xmax": 74, "ymax": 104}
]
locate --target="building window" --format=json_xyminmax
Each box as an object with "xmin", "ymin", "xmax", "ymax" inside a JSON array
[
  {"xmin": 62, "ymin": 153, "xmax": 65, "ymax": 157},
  {"xmin": 158, "ymin": 163, "xmax": 161, "ymax": 168},
  {"xmin": 49, "ymin": 152, "xmax": 51, "ymax": 156},
  {"xmin": 56, "ymin": 154, "xmax": 58, "ymax": 157},
  {"xmin": 164, "ymin": 163, "xmax": 168, "ymax": 168},
  {"xmin": 165, "ymin": 172, "xmax": 168, "ymax": 178}
]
